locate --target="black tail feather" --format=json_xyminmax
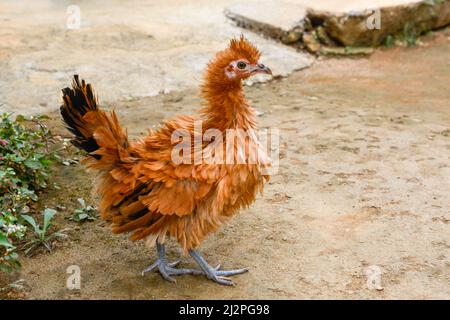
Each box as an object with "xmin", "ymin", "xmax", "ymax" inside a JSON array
[{"xmin": 60, "ymin": 75, "xmax": 101, "ymax": 159}]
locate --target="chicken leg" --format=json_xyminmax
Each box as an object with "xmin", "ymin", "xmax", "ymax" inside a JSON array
[
  {"xmin": 189, "ymin": 249, "xmax": 248, "ymax": 286},
  {"xmin": 142, "ymin": 241, "xmax": 202, "ymax": 282}
]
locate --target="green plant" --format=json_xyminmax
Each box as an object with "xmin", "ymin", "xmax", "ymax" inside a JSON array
[
  {"xmin": 383, "ymin": 23, "xmax": 433, "ymax": 49},
  {"xmin": 424, "ymin": 0, "xmax": 444, "ymax": 5},
  {"xmin": 402, "ymin": 23, "xmax": 419, "ymax": 47},
  {"xmin": 0, "ymin": 212, "xmax": 26, "ymax": 272},
  {"xmin": 1, "ymin": 113, "xmax": 58, "ymax": 271},
  {"xmin": 69, "ymin": 198, "xmax": 97, "ymax": 222},
  {"xmin": 384, "ymin": 35, "xmax": 395, "ymax": 48},
  {"xmin": 21, "ymin": 208, "xmax": 65, "ymax": 255},
  {"xmin": 0, "ymin": 234, "xmax": 20, "ymax": 273}
]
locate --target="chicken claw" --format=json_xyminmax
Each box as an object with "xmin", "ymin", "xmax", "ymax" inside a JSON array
[
  {"xmin": 189, "ymin": 249, "xmax": 248, "ymax": 286},
  {"xmin": 142, "ymin": 242, "xmax": 202, "ymax": 283}
]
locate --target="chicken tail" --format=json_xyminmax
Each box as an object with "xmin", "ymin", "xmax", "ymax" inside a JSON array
[{"xmin": 60, "ymin": 75, "xmax": 130, "ymax": 170}]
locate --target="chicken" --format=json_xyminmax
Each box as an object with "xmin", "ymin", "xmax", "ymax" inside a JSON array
[{"xmin": 60, "ymin": 36, "xmax": 272, "ymax": 286}]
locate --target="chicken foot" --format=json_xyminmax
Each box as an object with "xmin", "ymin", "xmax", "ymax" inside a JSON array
[
  {"xmin": 142, "ymin": 241, "xmax": 202, "ymax": 283},
  {"xmin": 189, "ymin": 249, "xmax": 248, "ymax": 286}
]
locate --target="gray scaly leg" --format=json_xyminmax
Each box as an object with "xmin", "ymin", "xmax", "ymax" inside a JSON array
[{"xmin": 142, "ymin": 241, "xmax": 202, "ymax": 283}]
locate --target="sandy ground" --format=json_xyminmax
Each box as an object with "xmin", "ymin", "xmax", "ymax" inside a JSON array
[{"xmin": 1, "ymin": 31, "xmax": 448, "ymax": 299}]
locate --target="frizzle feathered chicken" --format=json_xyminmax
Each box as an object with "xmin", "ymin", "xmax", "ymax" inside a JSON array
[{"xmin": 60, "ymin": 36, "xmax": 272, "ymax": 285}]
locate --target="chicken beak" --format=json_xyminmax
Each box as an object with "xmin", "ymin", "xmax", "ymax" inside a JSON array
[{"xmin": 253, "ymin": 63, "xmax": 272, "ymax": 75}]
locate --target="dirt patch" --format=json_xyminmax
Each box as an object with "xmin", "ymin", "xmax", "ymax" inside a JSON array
[{"xmin": 3, "ymin": 31, "xmax": 450, "ymax": 299}]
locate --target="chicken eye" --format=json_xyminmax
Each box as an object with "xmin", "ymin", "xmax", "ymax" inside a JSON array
[{"xmin": 237, "ymin": 61, "xmax": 247, "ymax": 69}]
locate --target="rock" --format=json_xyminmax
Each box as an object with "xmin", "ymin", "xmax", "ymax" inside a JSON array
[
  {"xmin": 315, "ymin": 26, "xmax": 334, "ymax": 46},
  {"xmin": 308, "ymin": 0, "xmax": 450, "ymax": 47},
  {"xmin": 281, "ymin": 30, "xmax": 303, "ymax": 44},
  {"xmin": 255, "ymin": 110, "xmax": 265, "ymax": 117},
  {"xmin": 302, "ymin": 32, "xmax": 322, "ymax": 53},
  {"xmin": 226, "ymin": 0, "xmax": 450, "ymax": 47}
]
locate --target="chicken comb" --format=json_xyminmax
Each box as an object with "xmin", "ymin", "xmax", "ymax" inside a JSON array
[{"xmin": 228, "ymin": 34, "xmax": 261, "ymax": 64}]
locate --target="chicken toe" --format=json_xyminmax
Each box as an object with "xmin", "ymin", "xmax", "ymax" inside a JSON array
[
  {"xmin": 189, "ymin": 249, "xmax": 248, "ymax": 286},
  {"xmin": 142, "ymin": 242, "xmax": 202, "ymax": 283}
]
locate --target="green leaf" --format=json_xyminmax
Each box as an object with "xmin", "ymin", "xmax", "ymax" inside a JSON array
[
  {"xmin": 0, "ymin": 264, "xmax": 13, "ymax": 273},
  {"xmin": 29, "ymin": 191, "xmax": 38, "ymax": 202},
  {"xmin": 43, "ymin": 208, "xmax": 57, "ymax": 233},
  {"xmin": 0, "ymin": 233, "xmax": 14, "ymax": 248},
  {"xmin": 24, "ymin": 158, "xmax": 42, "ymax": 170},
  {"xmin": 8, "ymin": 154, "xmax": 25, "ymax": 163},
  {"xmin": 78, "ymin": 213, "xmax": 88, "ymax": 220},
  {"xmin": 35, "ymin": 115, "xmax": 50, "ymax": 120},
  {"xmin": 14, "ymin": 115, "xmax": 27, "ymax": 122},
  {"xmin": 21, "ymin": 214, "xmax": 39, "ymax": 234}
]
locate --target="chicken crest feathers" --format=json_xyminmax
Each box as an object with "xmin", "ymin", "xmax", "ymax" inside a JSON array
[{"xmin": 228, "ymin": 35, "xmax": 260, "ymax": 64}]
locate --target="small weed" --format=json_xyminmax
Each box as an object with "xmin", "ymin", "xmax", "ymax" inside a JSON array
[
  {"xmin": 384, "ymin": 35, "xmax": 395, "ymax": 48},
  {"xmin": 383, "ymin": 23, "xmax": 434, "ymax": 49},
  {"xmin": 69, "ymin": 198, "xmax": 97, "ymax": 222},
  {"xmin": 402, "ymin": 23, "xmax": 419, "ymax": 47},
  {"xmin": 21, "ymin": 208, "xmax": 66, "ymax": 255}
]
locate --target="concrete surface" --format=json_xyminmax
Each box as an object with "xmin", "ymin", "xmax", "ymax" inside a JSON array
[
  {"xmin": 0, "ymin": 0, "xmax": 312, "ymax": 116},
  {"xmin": 226, "ymin": 1, "xmax": 307, "ymax": 35}
]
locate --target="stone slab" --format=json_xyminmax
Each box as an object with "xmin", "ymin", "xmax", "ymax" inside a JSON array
[{"xmin": 225, "ymin": 0, "xmax": 450, "ymax": 46}]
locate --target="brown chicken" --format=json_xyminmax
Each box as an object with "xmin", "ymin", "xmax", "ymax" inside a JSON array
[{"xmin": 60, "ymin": 36, "xmax": 272, "ymax": 285}]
